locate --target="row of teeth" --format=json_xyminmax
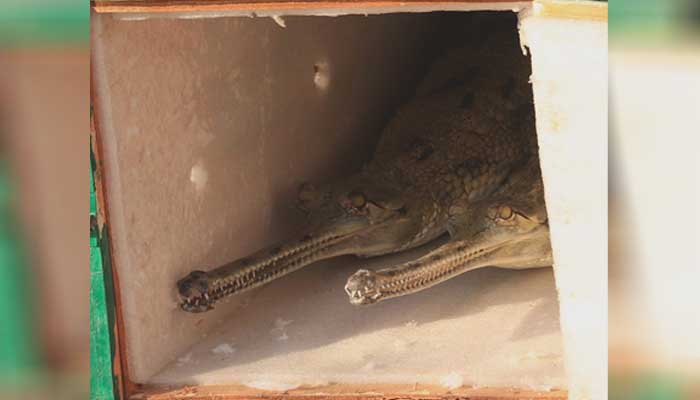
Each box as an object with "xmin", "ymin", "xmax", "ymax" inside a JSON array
[
  {"xmin": 184, "ymin": 246, "xmax": 492, "ymax": 306},
  {"xmin": 183, "ymin": 292, "xmax": 211, "ymax": 307},
  {"xmin": 184, "ymin": 233, "xmax": 346, "ymax": 305},
  {"xmin": 380, "ymin": 247, "xmax": 491, "ymax": 296}
]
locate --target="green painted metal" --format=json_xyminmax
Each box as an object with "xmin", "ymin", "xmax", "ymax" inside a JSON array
[
  {"xmin": 0, "ymin": 162, "xmax": 41, "ymax": 390},
  {"xmin": 90, "ymin": 141, "xmax": 117, "ymax": 400}
]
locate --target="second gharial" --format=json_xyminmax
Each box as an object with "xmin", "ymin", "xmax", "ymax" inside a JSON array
[{"xmin": 177, "ymin": 31, "xmax": 552, "ymax": 313}]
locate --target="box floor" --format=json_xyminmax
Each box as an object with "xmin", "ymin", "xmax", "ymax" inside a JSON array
[{"xmin": 152, "ymin": 248, "xmax": 565, "ymax": 390}]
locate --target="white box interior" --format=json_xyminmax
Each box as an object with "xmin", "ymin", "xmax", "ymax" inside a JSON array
[{"xmin": 92, "ymin": 9, "xmax": 566, "ymax": 392}]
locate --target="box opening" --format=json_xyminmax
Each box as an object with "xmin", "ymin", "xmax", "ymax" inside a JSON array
[{"xmin": 92, "ymin": 9, "xmax": 566, "ymax": 394}]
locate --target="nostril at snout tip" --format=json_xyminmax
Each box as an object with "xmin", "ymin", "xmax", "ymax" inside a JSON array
[
  {"xmin": 177, "ymin": 280, "xmax": 191, "ymax": 296},
  {"xmin": 177, "ymin": 270, "xmax": 210, "ymax": 297}
]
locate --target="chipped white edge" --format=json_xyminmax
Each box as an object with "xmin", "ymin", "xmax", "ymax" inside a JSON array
[
  {"xmin": 517, "ymin": 7, "xmax": 608, "ymax": 400},
  {"xmin": 109, "ymin": 2, "xmax": 530, "ymax": 21},
  {"xmin": 516, "ymin": 5, "xmax": 532, "ymax": 56},
  {"xmin": 271, "ymin": 15, "xmax": 287, "ymax": 28}
]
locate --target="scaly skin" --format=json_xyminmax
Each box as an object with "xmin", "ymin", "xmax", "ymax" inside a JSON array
[
  {"xmin": 344, "ymin": 156, "xmax": 551, "ymax": 305},
  {"xmin": 177, "ymin": 31, "xmax": 550, "ymax": 312}
]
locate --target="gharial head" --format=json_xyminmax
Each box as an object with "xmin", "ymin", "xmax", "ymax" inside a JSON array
[
  {"xmin": 345, "ymin": 159, "xmax": 552, "ymax": 306},
  {"xmin": 177, "ymin": 171, "xmax": 438, "ymax": 313},
  {"xmin": 295, "ymin": 173, "xmax": 437, "ymax": 256},
  {"xmin": 459, "ymin": 174, "xmax": 550, "ymax": 260}
]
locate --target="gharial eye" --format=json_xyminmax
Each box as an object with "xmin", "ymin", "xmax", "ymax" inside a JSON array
[
  {"xmin": 497, "ymin": 205, "xmax": 514, "ymax": 220},
  {"xmin": 348, "ymin": 191, "xmax": 367, "ymax": 208}
]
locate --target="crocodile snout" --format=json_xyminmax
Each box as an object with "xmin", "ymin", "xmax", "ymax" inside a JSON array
[{"xmin": 177, "ymin": 270, "xmax": 214, "ymax": 313}]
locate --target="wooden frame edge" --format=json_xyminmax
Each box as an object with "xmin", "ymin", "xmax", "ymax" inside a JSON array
[
  {"xmin": 533, "ymin": 0, "xmax": 607, "ymax": 22},
  {"xmin": 91, "ymin": 0, "xmax": 529, "ymax": 14},
  {"xmin": 91, "ymin": 51, "xmax": 143, "ymax": 400},
  {"xmin": 137, "ymin": 384, "xmax": 568, "ymax": 399}
]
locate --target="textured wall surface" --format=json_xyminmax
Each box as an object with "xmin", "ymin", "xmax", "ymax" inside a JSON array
[{"xmin": 92, "ymin": 12, "xmax": 440, "ymax": 382}]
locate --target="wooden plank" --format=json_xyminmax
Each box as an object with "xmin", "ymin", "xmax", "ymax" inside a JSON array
[
  {"xmin": 136, "ymin": 383, "xmax": 568, "ymax": 399},
  {"xmin": 91, "ymin": 0, "xmax": 529, "ymax": 14},
  {"xmin": 91, "ymin": 63, "xmax": 142, "ymax": 400},
  {"xmin": 532, "ymin": 0, "xmax": 607, "ymax": 22}
]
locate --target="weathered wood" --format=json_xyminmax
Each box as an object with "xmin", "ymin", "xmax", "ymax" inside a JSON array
[
  {"xmin": 91, "ymin": 0, "xmax": 528, "ymax": 14},
  {"xmin": 136, "ymin": 383, "xmax": 567, "ymax": 400}
]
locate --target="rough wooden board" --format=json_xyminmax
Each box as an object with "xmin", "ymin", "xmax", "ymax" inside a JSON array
[
  {"xmin": 532, "ymin": 0, "xmax": 607, "ymax": 22},
  {"xmin": 136, "ymin": 383, "xmax": 567, "ymax": 399},
  {"xmin": 92, "ymin": 65, "xmax": 134, "ymax": 400},
  {"xmin": 91, "ymin": 0, "xmax": 529, "ymax": 14}
]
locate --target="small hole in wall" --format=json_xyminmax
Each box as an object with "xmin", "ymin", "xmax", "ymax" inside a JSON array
[{"xmin": 313, "ymin": 61, "xmax": 331, "ymax": 92}]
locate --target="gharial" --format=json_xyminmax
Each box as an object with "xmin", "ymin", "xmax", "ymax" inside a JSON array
[{"xmin": 176, "ymin": 31, "xmax": 553, "ymax": 313}]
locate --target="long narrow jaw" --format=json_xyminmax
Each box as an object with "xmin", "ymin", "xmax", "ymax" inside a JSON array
[
  {"xmin": 344, "ymin": 244, "xmax": 500, "ymax": 306},
  {"xmin": 177, "ymin": 223, "xmax": 372, "ymax": 313},
  {"xmin": 345, "ymin": 228, "xmax": 552, "ymax": 306}
]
